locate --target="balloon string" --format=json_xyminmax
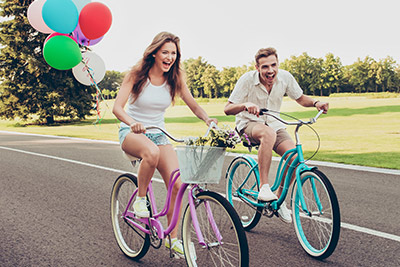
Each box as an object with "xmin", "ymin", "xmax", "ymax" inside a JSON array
[{"xmin": 85, "ymin": 64, "xmax": 110, "ymax": 126}]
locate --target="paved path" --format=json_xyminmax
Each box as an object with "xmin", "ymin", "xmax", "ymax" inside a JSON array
[{"xmin": 1, "ymin": 131, "xmax": 399, "ymax": 266}]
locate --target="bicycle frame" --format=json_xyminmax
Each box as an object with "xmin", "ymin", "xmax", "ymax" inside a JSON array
[
  {"xmin": 232, "ymin": 110, "xmax": 324, "ymax": 216},
  {"xmin": 121, "ymin": 168, "xmax": 222, "ymax": 246}
]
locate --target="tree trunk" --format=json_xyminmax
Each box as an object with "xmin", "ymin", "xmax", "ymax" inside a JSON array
[{"xmin": 46, "ymin": 115, "xmax": 54, "ymax": 125}]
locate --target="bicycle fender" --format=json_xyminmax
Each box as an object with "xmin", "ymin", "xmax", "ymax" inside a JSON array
[
  {"xmin": 299, "ymin": 165, "xmax": 318, "ymax": 174},
  {"xmin": 225, "ymin": 155, "xmax": 259, "ymax": 180}
]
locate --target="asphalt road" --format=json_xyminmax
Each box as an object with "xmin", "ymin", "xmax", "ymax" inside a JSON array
[{"xmin": 1, "ymin": 131, "xmax": 399, "ymax": 267}]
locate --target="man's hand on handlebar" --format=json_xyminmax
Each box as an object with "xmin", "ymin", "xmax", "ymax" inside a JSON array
[
  {"xmin": 243, "ymin": 102, "xmax": 260, "ymax": 117},
  {"xmin": 315, "ymin": 101, "xmax": 329, "ymax": 114}
]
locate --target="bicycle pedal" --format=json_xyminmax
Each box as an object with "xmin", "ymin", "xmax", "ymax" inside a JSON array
[
  {"xmin": 166, "ymin": 248, "xmax": 184, "ymax": 259},
  {"xmin": 172, "ymin": 252, "xmax": 185, "ymax": 259}
]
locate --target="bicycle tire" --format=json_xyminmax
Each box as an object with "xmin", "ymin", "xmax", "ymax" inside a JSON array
[
  {"xmin": 226, "ymin": 156, "xmax": 262, "ymax": 231},
  {"xmin": 110, "ymin": 173, "xmax": 151, "ymax": 260},
  {"xmin": 182, "ymin": 191, "xmax": 249, "ymax": 267},
  {"xmin": 291, "ymin": 169, "xmax": 340, "ymax": 259}
]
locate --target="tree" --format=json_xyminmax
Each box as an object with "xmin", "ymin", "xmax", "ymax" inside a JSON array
[
  {"xmin": 346, "ymin": 57, "xmax": 373, "ymax": 93},
  {"xmin": 280, "ymin": 53, "xmax": 323, "ymax": 96},
  {"xmin": 183, "ymin": 57, "xmax": 208, "ymax": 97},
  {"xmin": 321, "ymin": 53, "xmax": 343, "ymax": 94},
  {"xmin": 0, "ymin": 0, "xmax": 95, "ymax": 124},
  {"xmin": 98, "ymin": 70, "xmax": 124, "ymax": 95},
  {"xmin": 378, "ymin": 57, "xmax": 399, "ymax": 93},
  {"xmin": 201, "ymin": 65, "xmax": 220, "ymax": 98},
  {"xmin": 219, "ymin": 65, "xmax": 254, "ymax": 97}
]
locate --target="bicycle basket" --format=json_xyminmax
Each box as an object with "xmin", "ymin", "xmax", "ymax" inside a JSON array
[{"xmin": 176, "ymin": 146, "xmax": 225, "ymax": 184}]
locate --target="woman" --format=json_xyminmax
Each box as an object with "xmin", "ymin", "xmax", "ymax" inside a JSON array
[{"xmin": 112, "ymin": 32, "xmax": 217, "ymax": 256}]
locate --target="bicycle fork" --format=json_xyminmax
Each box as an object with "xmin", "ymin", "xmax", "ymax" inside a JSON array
[
  {"xmin": 188, "ymin": 185, "xmax": 223, "ymax": 248},
  {"xmin": 294, "ymin": 165, "xmax": 324, "ymax": 216}
]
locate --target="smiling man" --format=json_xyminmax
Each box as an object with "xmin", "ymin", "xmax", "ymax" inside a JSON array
[{"xmin": 224, "ymin": 47, "xmax": 329, "ymax": 223}]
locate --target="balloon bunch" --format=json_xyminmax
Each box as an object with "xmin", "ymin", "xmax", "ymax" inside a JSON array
[
  {"xmin": 27, "ymin": 0, "xmax": 111, "ymax": 85},
  {"xmin": 27, "ymin": 0, "xmax": 112, "ymax": 124}
]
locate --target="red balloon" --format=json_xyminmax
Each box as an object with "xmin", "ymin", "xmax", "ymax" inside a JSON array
[{"xmin": 79, "ymin": 2, "xmax": 112, "ymax": 40}]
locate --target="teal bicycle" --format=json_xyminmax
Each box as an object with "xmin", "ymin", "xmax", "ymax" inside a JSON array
[{"xmin": 225, "ymin": 109, "xmax": 340, "ymax": 259}]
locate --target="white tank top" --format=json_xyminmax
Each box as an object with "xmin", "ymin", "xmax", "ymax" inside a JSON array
[{"xmin": 121, "ymin": 79, "xmax": 172, "ymax": 133}]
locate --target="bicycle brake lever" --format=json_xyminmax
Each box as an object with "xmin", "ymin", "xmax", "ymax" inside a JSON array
[{"xmin": 204, "ymin": 121, "xmax": 218, "ymax": 137}]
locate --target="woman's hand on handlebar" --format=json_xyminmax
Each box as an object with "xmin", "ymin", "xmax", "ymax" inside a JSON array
[
  {"xmin": 130, "ymin": 122, "xmax": 146, "ymax": 134},
  {"xmin": 205, "ymin": 118, "xmax": 218, "ymax": 126}
]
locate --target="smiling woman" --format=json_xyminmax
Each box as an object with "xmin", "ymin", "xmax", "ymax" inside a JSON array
[{"xmin": 110, "ymin": 31, "xmax": 218, "ymax": 252}]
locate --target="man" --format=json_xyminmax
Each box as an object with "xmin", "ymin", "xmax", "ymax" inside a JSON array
[{"xmin": 224, "ymin": 47, "xmax": 329, "ymax": 223}]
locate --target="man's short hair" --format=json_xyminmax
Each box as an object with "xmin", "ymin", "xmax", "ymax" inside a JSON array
[{"xmin": 255, "ymin": 48, "xmax": 278, "ymax": 65}]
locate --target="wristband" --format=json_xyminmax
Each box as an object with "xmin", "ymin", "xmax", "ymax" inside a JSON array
[{"xmin": 313, "ymin": 100, "xmax": 320, "ymax": 107}]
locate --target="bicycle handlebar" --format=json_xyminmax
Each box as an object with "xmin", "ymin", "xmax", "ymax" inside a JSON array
[
  {"xmin": 259, "ymin": 108, "xmax": 324, "ymax": 126},
  {"xmin": 145, "ymin": 121, "xmax": 219, "ymax": 143}
]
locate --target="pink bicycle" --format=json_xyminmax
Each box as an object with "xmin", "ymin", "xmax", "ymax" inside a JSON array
[{"xmin": 110, "ymin": 126, "xmax": 249, "ymax": 266}]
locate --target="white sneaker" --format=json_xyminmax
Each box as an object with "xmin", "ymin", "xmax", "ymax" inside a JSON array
[
  {"xmin": 277, "ymin": 202, "xmax": 292, "ymax": 223},
  {"xmin": 165, "ymin": 238, "xmax": 184, "ymax": 258},
  {"xmin": 133, "ymin": 197, "xmax": 150, "ymax": 218},
  {"xmin": 258, "ymin": 184, "xmax": 278, "ymax": 202}
]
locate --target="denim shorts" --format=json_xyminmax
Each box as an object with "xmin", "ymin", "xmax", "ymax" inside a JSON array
[{"xmin": 118, "ymin": 126, "xmax": 171, "ymax": 146}]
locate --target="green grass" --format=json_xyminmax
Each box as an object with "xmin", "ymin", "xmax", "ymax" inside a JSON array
[{"xmin": 1, "ymin": 93, "xmax": 399, "ymax": 170}]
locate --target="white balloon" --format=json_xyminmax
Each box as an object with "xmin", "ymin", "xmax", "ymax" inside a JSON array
[
  {"xmin": 72, "ymin": 51, "xmax": 105, "ymax": 86},
  {"xmin": 27, "ymin": 0, "xmax": 54, "ymax": 33}
]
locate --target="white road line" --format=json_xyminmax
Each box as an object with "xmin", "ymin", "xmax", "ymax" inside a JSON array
[
  {"xmin": 2, "ymin": 130, "xmax": 399, "ymax": 175},
  {"xmin": 0, "ymin": 145, "xmax": 164, "ymax": 183},
  {"xmin": 340, "ymin": 222, "xmax": 400, "ymax": 242},
  {"xmin": 1, "ymin": 144, "xmax": 399, "ymax": 243}
]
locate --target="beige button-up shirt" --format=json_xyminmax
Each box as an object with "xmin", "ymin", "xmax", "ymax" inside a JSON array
[{"xmin": 228, "ymin": 69, "xmax": 303, "ymax": 132}]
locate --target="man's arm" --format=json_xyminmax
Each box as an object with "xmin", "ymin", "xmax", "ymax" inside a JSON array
[
  {"xmin": 224, "ymin": 101, "xmax": 260, "ymax": 116},
  {"xmin": 296, "ymin": 95, "xmax": 329, "ymax": 113}
]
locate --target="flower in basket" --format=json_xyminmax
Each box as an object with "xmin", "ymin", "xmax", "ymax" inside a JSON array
[
  {"xmin": 184, "ymin": 136, "xmax": 210, "ymax": 146},
  {"xmin": 184, "ymin": 125, "xmax": 242, "ymax": 148},
  {"xmin": 209, "ymin": 127, "xmax": 241, "ymax": 148}
]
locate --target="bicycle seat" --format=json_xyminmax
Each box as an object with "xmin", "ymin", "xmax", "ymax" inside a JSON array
[
  {"xmin": 122, "ymin": 151, "xmax": 141, "ymax": 162},
  {"xmin": 242, "ymin": 141, "xmax": 259, "ymax": 148},
  {"xmin": 236, "ymin": 127, "xmax": 259, "ymax": 151}
]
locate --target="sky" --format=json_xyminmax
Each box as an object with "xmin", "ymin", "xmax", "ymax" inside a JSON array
[{"xmin": 37, "ymin": 0, "xmax": 400, "ymax": 72}]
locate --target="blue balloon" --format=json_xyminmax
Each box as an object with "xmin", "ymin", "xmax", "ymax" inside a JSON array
[{"xmin": 42, "ymin": 0, "xmax": 79, "ymax": 34}]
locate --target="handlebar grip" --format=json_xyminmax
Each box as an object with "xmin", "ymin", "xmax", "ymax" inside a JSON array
[{"xmin": 259, "ymin": 108, "xmax": 269, "ymax": 115}]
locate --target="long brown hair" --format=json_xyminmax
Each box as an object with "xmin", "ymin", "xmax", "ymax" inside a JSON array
[{"xmin": 128, "ymin": 32, "xmax": 183, "ymax": 103}]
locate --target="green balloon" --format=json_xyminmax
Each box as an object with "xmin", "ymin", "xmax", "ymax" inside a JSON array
[{"xmin": 43, "ymin": 35, "xmax": 82, "ymax": 70}]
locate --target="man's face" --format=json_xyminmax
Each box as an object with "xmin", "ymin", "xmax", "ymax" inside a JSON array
[{"xmin": 256, "ymin": 55, "xmax": 279, "ymax": 87}]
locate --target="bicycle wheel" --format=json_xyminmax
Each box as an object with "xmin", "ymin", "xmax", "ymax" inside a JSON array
[
  {"xmin": 226, "ymin": 156, "xmax": 262, "ymax": 230},
  {"xmin": 182, "ymin": 191, "xmax": 249, "ymax": 267},
  {"xmin": 291, "ymin": 169, "xmax": 340, "ymax": 259},
  {"xmin": 110, "ymin": 173, "xmax": 150, "ymax": 259}
]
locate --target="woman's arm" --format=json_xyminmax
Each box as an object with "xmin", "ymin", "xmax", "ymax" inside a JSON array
[
  {"xmin": 180, "ymin": 83, "xmax": 217, "ymax": 126},
  {"xmin": 112, "ymin": 74, "xmax": 145, "ymax": 133}
]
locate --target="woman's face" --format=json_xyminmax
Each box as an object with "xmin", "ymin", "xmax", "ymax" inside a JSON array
[{"xmin": 153, "ymin": 41, "xmax": 177, "ymax": 73}]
